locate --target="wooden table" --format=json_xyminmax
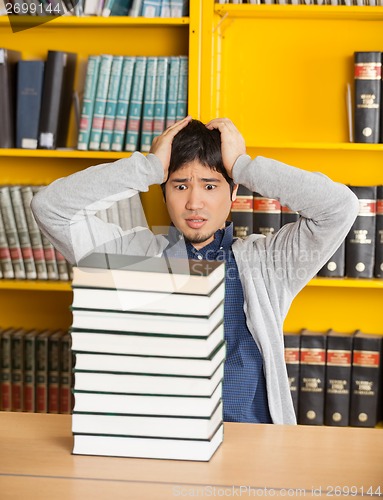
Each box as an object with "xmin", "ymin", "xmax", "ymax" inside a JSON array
[{"xmin": 0, "ymin": 412, "xmax": 382, "ymax": 499}]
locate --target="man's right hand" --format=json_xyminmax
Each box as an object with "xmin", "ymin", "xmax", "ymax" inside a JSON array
[{"xmin": 150, "ymin": 116, "xmax": 192, "ymax": 182}]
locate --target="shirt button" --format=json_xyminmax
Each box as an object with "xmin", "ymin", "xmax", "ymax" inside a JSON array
[{"xmin": 197, "ymin": 254, "xmax": 203, "ymax": 260}]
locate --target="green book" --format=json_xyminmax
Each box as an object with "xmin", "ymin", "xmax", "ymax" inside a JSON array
[
  {"xmin": 165, "ymin": 56, "xmax": 180, "ymax": 128},
  {"xmin": 100, "ymin": 56, "xmax": 124, "ymax": 151},
  {"xmin": 175, "ymin": 55, "xmax": 188, "ymax": 121},
  {"xmin": 124, "ymin": 56, "xmax": 147, "ymax": 152},
  {"xmin": 77, "ymin": 56, "xmax": 101, "ymax": 151},
  {"xmin": 153, "ymin": 56, "xmax": 169, "ymax": 139},
  {"xmin": 140, "ymin": 57, "xmax": 158, "ymax": 153}
]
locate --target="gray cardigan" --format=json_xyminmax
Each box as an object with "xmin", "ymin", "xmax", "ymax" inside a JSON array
[{"xmin": 31, "ymin": 152, "xmax": 359, "ymax": 425}]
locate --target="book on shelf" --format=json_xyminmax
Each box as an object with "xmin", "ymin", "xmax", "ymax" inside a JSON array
[
  {"xmin": 253, "ymin": 193, "xmax": 281, "ymax": 237},
  {"xmin": 142, "ymin": 0, "xmax": 162, "ymax": 17},
  {"xmin": 59, "ymin": 330, "xmax": 73, "ymax": 414},
  {"xmin": 56, "ymin": 51, "xmax": 77, "ymax": 148},
  {"xmin": 72, "ymin": 401, "xmax": 223, "ymax": 440},
  {"xmin": 280, "ymin": 205, "xmax": 299, "ymax": 226},
  {"xmin": 77, "ymin": 55, "xmax": 101, "ymax": 150},
  {"xmin": 349, "ymin": 331, "xmax": 383, "ymax": 428},
  {"xmin": 16, "ymin": 60, "xmax": 45, "ymax": 150},
  {"xmin": 0, "ymin": 208, "xmax": 14, "ymax": 279},
  {"xmin": 283, "ymin": 331, "xmax": 300, "ymax": 419},
  {"xmin": 0, "ymin": 48, "xmax": 20, "ymax": 149},
  {"xmin": 140, "ymin": 56, "xmax": 158, "ymax": 152},
  {"xmin": 325, "ymin": 330, "xmax": 354, "ymax": 427},
  {"xmin": 317, "ymin": 240, "xmax": 345, "ymax": 278},
  {"xmin": 0, "ymin": 328, "xmax": 13, "ymax": 411},
  {"xmin": 124, "ymin": 56, "xmax": 147, "ymax": 152},
  {"xmin": 48, "ymin": 330, "xmax": 64, "ymax": 414},
  {"xmin": 375, "ymin": 185, "xmax": 383, "ymax": 278},
  {"xmin": 11, "ymin": 328, "xmax": 24, "ymax": 412},
  {"xmin": 165, "ymin": 56, "xmax": 180, "ymax": 128},
  {"xmin": 153, "ymin": 56, "xmax": 169, "ymax": 139},
  {"xmin": 354, "ymin": 51, "xmax": 381, "ymax": 144},
  {"xmin": 23, "ymin": 329, "xmax": 39, "ymax": 412},
  {"xmin": 35, "ymin": 329, "xmax": 51, "ymax": 413},
  {"xmin": 73, "ymin": 423, "xmax": 223, "ymax": 461},
  {"xmin": 175, "ymin": 55, "xmax": 188, "ymax": 121},
  {"xmin": 298, "ymin": 329, "xmax": 327, "ymax": 426},
  {"xmin": 346, "ymin": 185, "xmax": 377, "ymax": 279},
  {"xmin": 230, "ymin": 185, "xmax": 253, "ymax": 239}
]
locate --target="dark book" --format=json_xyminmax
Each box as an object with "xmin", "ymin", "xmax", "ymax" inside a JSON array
[
  {"xmin": 59, "ymin": 330, "xmax": 73, "ymax": 414},
  {"xmin": 11, "ymin": 328, "xmax": 24, "ymax": 412},
  {"xmin": 346, "ymin": 186, "xmax": 377, "ymax": 278},
  {"xmin": 0, "ymin": 48, "xmax": 21, "ymax": 148},
  {"xmin": 48, "ymin": 330, "xmax": 63, "ymax": 414},
  {"xmin": 253, "ymin": 193, "xmax": 281, "ymax": 236},
  {"xmin": 231, "ymin": 185, "xmax": 253, "ymax": 238},
  {"xmin": 281, "ymin": 205, "xmax": 299, "ymax": 226},
  {"xmin": 38, "ymin": 51, "xmax": 77, "ymax": 149},
  {"xmin": 318, "ymin": 240, "xmax": 345, "ymax": 278},
  {"xmin": 0, "ymin": 328, "xmax": 13, "ymax": 411},
  {"xmin": 283, "ymin": 332, "xmax": 300, "ymax": 418},
  {"xmin": 374, "ymin": 185, "xmax": 383, "ymax": 278},
  {"xmin": 350, "ymin": 332, "xmax": 383, "ymax": 427},
  {"xmin": 354, "ymin": 51, "xmax": 381, "ymax": 144},
  {"xmin": 23, "ymin": 330, "xmax": 39, "ymax": 413},
  {"xmin": 325, "ymin": 330, "xmax": 354, "ymax": 427},
  {"xmin": 35, "ymin": 330, "xmax": 51, "ymax": 413},
  {"xmin": 298, "ymin": 329, "xmax": 327, "ymax": 426},
  {"xmin": 16, "ymin": 60, "xmax": 45, "ymax": 149}
]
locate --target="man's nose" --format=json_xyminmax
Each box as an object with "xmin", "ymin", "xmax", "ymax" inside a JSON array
[{"xmin": 185, "ymin": 188, "xmax": 204, "ymax": 211}]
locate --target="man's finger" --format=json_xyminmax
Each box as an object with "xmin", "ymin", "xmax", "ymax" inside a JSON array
[{"xmin": 164, "ymin": 115, "xmax": 192, "ymax": 136}]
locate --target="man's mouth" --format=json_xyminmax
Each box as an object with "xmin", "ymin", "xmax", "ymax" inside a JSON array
[{"xmin": 185, "ymin": 218, "xmax": 207, "ymax": 229}]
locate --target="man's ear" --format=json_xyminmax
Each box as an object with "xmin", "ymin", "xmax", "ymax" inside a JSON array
[{"xmin": 231, "ymin": 183, "xmax": 239, "ymax": 202}]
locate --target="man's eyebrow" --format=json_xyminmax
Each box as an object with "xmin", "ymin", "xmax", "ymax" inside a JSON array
[{"xmin": 170, "ymin": 177, "xmax": 222, "ymax": 183}]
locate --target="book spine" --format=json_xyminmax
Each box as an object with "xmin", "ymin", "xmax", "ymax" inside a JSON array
[
  {"xmin": 0, "ymin": 186, "xmax": 26, "ymax": 279},
  {"xmin": 283, "ymin": 332, "xmax": 300, "ymax": 419},
  {"xmin": 141, "ymin": 0, "xmax": 161, "ymax": 16},
  {"xmin": 20, "ymin": 185, "xmax": 48, "ymax": 280},
  {"xmin": 0, "ymin": 49, "xmax": 20, "ymax": 148},
  {"xmin": 298, "ymin": 332, "xmax": 327, "ymax": 425},
  {"xmin": 16, "ymin": 60, "xmax": 45, "ymax": 149},
  {"xmin": 36, "ymin": 332, "xmax": 50, "ymax": 413},
  {"xmin": 129, "ymin": 0, "xmax": 143, "ymax": 16},
  {"xmin": 23, "ymin": 331, "xmax": 37, "ymax": 412},
  {"xmin": 170, "ymin": 0, "xmax": 186, "ymax": 17},
  {"xmin": 153, "ymin": 56, "xmax": 169, "ymax": 139},
  {"xmin": 231, "ymin": 185, "xmax": 253, "ymax": 239},
  {"xmin": 280, "ymin": 205, "xmax": 299, "ymax": 226},
  {"xmin": 317, "ymin": 240, "xmax": 345, "ymax": 278},
  {"xmin": 346, "ymin": 186, "xmax": 377, "ymax": 278},
  {"xmin": 10, "ymin": 186, "xmax": 37, "ymax": 280},
  {"xmin": 88, "ymin": 54, "xmax": 113, "ymax": 151},
  {"xmin": 124, "ymin": 57, "xmax": 147, "ymax": 152},
  {"xmin": 354, "ymin": 51, "xmax": 381, "ymax": 144},
  {"xmin": 48, "ymin": 331, "xmax": 62, "ymax": 413},
  {"xmin": 59, "ymin": 331, "xmax": 73, "ymax": 414},
  {"xmin": 175, "ymin": 55, "xmax": 188, "ymax": 121},
  {"xmin": 111, "ymin": 56, "xmax": 136, "ymax": 152},
  {"xmin": 55, "ymin": 249, "xmax": 69, "ymax": 281},
  {"xmin": 350, "ymin": 334, "xmax": 383, "ymax": 427},
  {"xmin": 253, "ymin": 193, "xmax": 281, "ymax": 236},
  {"xmin": 160, "ymin": 0, "xmax": 170, "ymax": 17},
  {"xmin": 56, "ymin": 52, "xmax": 77, "ymax": 148},
  {"xmin": 325, "ymin": 334, "xmax": 353, "ymax": 427},
  {"xmin": 0, "ymin": 208, "xmax": 14, "ymax": 279},
  {"xmin": 77, "ymin": 56, "xmax": 101, "ymax": 150},
  {"xmin": 100, "ymin": 56, "xmax": 124, "ymax": 151},
  {"xmin": 374, "ymin": 185, "xmax": 383, "ymax": 278},
  {"xmin": 165, "ymin": 56, "xmax": 180, "ymax": 128},
  {"xmin": 11, "ymin": 329, "xmax": 24, "ymax": 412},
  {"xmin": 0, "ymin": 330, "xmax": 12, "ymax": 411},
  {"xmin": 140, "ymin": 57, "xmax": 158, "ymax": 152}
]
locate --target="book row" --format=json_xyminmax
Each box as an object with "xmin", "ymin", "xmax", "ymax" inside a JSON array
[
  {"xmin": 217, "ymin": 0, "xmax": 383, "ymax": 5},
  {"xmin": 284, "ymin": 330, "xmax": 383, "ymax": 428},
  {"xmin": 0, "ymin": 48, "xmax": 188, "ymax": 152},
  {"xmin": 77, "ymin": 54, "xmax": 188, "ymax": 152},
  {"xmin": 3, "ymin": 0, "xmax": 189, "ymax": 17},
  {"xmin": 231, "ymin": 184, "xmax": 383, "ymax": 279},
  {"xmin": 0, "ymin": 327, "xmax": 73, "ymax": 414}
]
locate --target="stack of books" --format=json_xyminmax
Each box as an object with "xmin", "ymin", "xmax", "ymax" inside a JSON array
[{"xmin": 71, "ymin": 253, "xmax": 226, "ymax": 461}]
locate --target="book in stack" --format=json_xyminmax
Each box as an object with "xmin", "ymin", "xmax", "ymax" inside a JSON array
[{"xmin": 71, "ymin": 252, "xmax": 225, "ymax": 461}]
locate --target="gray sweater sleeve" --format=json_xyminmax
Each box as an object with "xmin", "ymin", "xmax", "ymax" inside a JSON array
[
  {"xmin": 31, "ymin": 152, "xmax": 167, "ymax": 264},
  {"xmin": 232, "ymin": 155, "xmax": 359, "ymax": 300}
]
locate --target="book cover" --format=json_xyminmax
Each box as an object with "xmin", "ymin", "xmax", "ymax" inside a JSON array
[
  {"xmin": 77, "ymin": 56, "xmax": 101, "ymax": 150},
  {"xmin": 346, "ymin": 186, "xmax": 377, "ymax": 278},
  {"xmin": 124, "ymin": 56, "xmax": 147, "ymax": 152},
  {"xmin": 48, "ymin": 330, "xmax": 63, "ymax": 413},
  {"xmin": 100, "ymin": 55, "xmax": 124, "ymax": 151},
  {"xmin": 325, "ymin": 330, "xmax": 354, "ymax": 427},
  {"xmin": 350, "ymin": 332, "xmax": 383, "ymax": 427},
  {"xmin": 0, "ymin": 48, "xmax": 21, "ymax": 148},
  {"xmin": 141, "ymin": 0, "xmax": 161, "ymax": 17},
  {"xmin": 153, "ymin": 56, "xmax": 169, "ymax": 139},
  {"xmin": 59, "ymin": 330, "xmax": 73, "ymax": 414},
  {"xmin": 140, "ymin": 56, "xmax": 158, "ymax": 152},
  {"xmin": 0, "ymin": 328, "xmax": 13, "ymax": 411},
  {"xmin": 298, "ymin": 329, "xmax": 327, "ymax": 426},
  {"xmin": 160, "ymin": 0, "xmax": 170, "ymax": 16},
  {"xmin": 165, "ymin": 56, "xmax": 180, "ymax": 128},
  {"xmin": 354, "ymin": 51, "xmax": 381, "ymax": 144},
  {"xmin": 16, "ymin": 60, "xmax": 45, "ymax": 149},
  {"xmin": 36, "ymin": 330, "xmax": 51, "ymax": 413},
  {"xmin": 283, "ymin": 331, "xmax": 300, "ymax": 419},
  {"xmin": 111, "ymin": 56, "xmax": 136, "ymax": 152},
  {"xmin": 55, "ymin": 248, "xmax": 69, "ymax": 281},
  {"xmin": 175, "ymin": 55, "xmax": 188, "ymax": 121},
  {"xmin": 280, "ymin": 205, "xmax": 299, "ymax": 226},
  {"xmin": 24, "ymin": 330, "xmax": 39, "ymax": 412},
  {"xmin": 231, "ymin": 184, "xmax": 253, "ymax": 239},
  {"xmin": 374, "ymin": 185, "xmax": 383, "ymax": 278},
  {"xmin": 253, "ymin": 193, "xmax": 281, "ymax": 236},
  {"xmin": 88, "ymin": 54, "xmax": 113, "ymax": 151},
  {"xmin": 11, "ymin": 328, "xmax": 24, "ymax": 412},
  {"xmin": 318, "ymin": 240, "xmax": 345, "ymax": 278},
  {"xmin": 0, "ymin": 207, "xmax": 14, "ymax": 279},
  {"xmin": 56, "ymin": 51, "xmax": 77, "ymax": 148}
]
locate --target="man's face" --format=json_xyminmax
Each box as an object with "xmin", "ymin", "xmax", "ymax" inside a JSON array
[{"xmin": 165, "ymin": 160, "xmax": 237, "ymax": 250}]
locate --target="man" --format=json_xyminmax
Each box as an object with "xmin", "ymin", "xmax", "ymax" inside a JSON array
[{"xmin": 31, "ymin": 117, "xmax": 359, "ymax": 425}]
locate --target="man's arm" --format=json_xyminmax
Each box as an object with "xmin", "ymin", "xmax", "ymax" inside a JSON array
[{"xmin": 31, "ymin": 117, "xmax": 192, "ymax": 264}]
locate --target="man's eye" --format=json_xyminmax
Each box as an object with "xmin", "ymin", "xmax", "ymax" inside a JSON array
[
  {"xmin": 205, "ymin": 184, "xmax": 216, "ymax": 190},
  {"xmin": 175, "ymin": 184, "xmax": 187, "ymax": 190}
]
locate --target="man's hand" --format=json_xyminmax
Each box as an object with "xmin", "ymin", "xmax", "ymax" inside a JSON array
[
  {"xmin": 150, "ymin": 116, "xmax": 192, "ymax": 182},
  {"xmin": 205, "ymin": 118, "xmax": 246, "ymax": 178}
]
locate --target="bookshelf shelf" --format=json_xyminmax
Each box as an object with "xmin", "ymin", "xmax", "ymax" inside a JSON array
[
  {"xmin": 247, "ymin": 142, "xmax": 383, "ymax": 152},
  {"xmin": 308, "ymin": 278, "xmax": 383, "ymax": 289},
  {"xmin": 215, "ymin": 4, "xmax": 383, "ymax": 21},
  {"xmin": 0, "ymin": 280, "xmax": 71, "ymax": 292},
  {"xmin": 0, "ymin": 149, "xmax": 134, "ymax": 160}
]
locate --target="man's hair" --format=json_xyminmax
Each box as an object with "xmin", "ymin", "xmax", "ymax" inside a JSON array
[{"xmin": 161, "ymin": 119, "xmax": 235, "ymax": 197}]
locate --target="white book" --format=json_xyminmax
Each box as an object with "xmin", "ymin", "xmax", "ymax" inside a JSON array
[
  {"xmin": 73, "ymin": 341, "xmax": 226, "ymax": 376},
  {"xmin": 71, "ymin": 323, "xmax": 224, "ymax": 358},
  {"xmin": 73, "ymin": 423, "xmax": 223, "ymax": 461},
  {"xmin": 74, "ymin": 361, "xmax": 224, "ymax": 396},
  {"xmin": 72, "ymin": 402, "xmax": 222, "ymax": 439},
  {"xmin": 73, "ymin": 384, "xmax": 222, "ymax": 417}
]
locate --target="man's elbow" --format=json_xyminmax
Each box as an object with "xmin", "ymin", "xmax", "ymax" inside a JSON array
[
  {"xmin": 30, "ymin": 188, "xmax": 47, "ymax": 225},
  {"xmin": 344, "ymin": 187, "xmax": 360, "ymax": 226}
]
